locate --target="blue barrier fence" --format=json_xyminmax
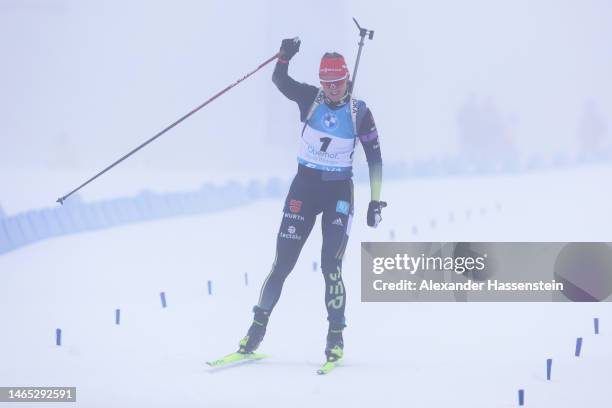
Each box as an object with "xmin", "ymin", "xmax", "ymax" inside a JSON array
[
  {"xmin": 0, "ymin": 177, "xmax": 288, "ymax": 255},
  {"xmin": 2, "ymin": 152, "xmax": 611, "ymax": 256}
]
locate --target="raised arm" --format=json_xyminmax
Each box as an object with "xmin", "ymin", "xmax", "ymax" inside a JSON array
[{"xmin": 272, "ymin": 38, "xmax": 319, "ymax": 122}]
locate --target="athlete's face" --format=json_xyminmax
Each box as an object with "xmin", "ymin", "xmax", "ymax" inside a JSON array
[{"xmin": 320, "ymin": 77, "xmax": 348, "ymax": 102}]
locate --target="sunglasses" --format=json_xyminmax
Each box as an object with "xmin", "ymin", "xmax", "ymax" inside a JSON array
[{"xmin": 320, "ymin": 77, "xmax": 348, "ymax": 89}]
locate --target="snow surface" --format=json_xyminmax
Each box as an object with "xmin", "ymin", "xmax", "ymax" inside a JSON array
[{"xmin": 1, "ymin": 165, "xmax": 611, "ymax": 407}]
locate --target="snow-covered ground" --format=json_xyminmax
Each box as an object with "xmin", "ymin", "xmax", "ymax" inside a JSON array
[{"xmin": 1, "ymin": 165, "xmax": 611, "ymax": 407}]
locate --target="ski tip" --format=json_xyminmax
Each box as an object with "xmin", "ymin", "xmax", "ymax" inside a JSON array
[
  {"xmin": 205, "ymin": 360, "xmax": 223, "ymax": 367},
  {"xmin": 316, "ymin": 360, "xmax": 340, "ymax": 375}
]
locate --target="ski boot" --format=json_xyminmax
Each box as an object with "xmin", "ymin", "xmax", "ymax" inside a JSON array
[
  {"xmin": 238, "ymin": 306, "xmax": 270, "ymax": 354},
  {"xmin": 324, "ymin": 322, "xmax": 345, "ymax": 362}
]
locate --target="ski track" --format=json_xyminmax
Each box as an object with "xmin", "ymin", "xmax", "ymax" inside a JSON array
[{"xmin": 0, "ymin": 165, "xmax": 611, "ymax": 407}]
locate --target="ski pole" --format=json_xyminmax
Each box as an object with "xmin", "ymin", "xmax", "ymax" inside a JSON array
[
  {"xmin": 349, "ymin": 17, "xmax": 374, "ymax": 95},
  {"xmin": 56, "ymin": 51, "xmax": 281, "ymax": 205}
]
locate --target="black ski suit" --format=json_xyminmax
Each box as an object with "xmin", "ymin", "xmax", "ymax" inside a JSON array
[{"xmin": 256, "ymin": 60, "xmax": 382, "ymax": 328}]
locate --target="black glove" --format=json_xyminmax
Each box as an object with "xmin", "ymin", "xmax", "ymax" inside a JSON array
[
  {"xmin": 279, "ymin": 37, "xmax": 300, "ymax": 61},
  {"xmin": 367, "ymin": 201, "xmax": 387, "ymax": 228}
]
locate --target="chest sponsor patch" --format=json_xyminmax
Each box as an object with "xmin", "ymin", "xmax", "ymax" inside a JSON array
[{"xmin": 321, "ymin": 112, "xmax": 339, "ymax": 131}]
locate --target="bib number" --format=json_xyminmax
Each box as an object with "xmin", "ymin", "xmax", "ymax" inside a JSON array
[{"xmin": 320, "ymin": 137, "xmax": 331, "ymax": 152}]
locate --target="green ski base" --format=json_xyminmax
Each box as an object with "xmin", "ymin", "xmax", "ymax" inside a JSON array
[
  {"xmin": 206, "ymin": 352, "xmax": 269, "ymax": 368},
  {"xmin": 317, "ymin": 359, "xmax": 341, "ymax": 375}
]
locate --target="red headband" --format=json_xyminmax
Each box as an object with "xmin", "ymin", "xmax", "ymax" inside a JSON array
[{"xmin": 319, "ymin": 55, "xmax": 349, "ymax": 82}]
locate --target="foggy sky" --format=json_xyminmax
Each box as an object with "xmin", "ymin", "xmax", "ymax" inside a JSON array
[{"xmin": 1, "ymin": 0, "xmax": 611, "ymax": 173}]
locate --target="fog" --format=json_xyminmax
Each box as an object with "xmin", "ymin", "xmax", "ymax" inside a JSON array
[
  {"xmin": 2, "ymin": 0, "xmax": 610, "ymax": 177},
  {"xmin": 1, "ymin": 4, "xmax": 611, "ymax": 406}
]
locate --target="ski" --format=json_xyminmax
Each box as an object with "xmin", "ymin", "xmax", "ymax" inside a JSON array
[
  {"xmin": 206, "ymin": 352, "xmax": 269, "ymax": 368},
  {"xmin": 317, "ymin": 344, "xmax": 343, "ymax": 374},
  {"xmin": 316, "ymin": 359, "xmax": 341, "ymax": 375}
]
